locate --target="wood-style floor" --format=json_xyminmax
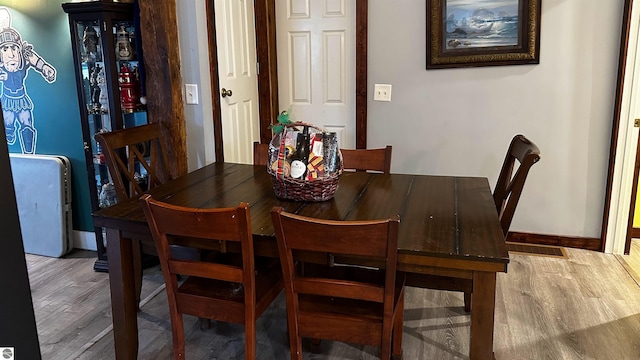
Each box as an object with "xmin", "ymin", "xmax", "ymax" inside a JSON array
[{"xmin": 27, "ymin": 241, "xmax": 640, "ymax": 359}]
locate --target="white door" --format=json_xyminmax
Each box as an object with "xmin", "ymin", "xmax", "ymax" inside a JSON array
[
  {"xmin": 215, "ymin": 0, "xmax": 260, "ymax": 164},
  {"xmin": 275, "ymin": 0, "xmax": 356, "ymax": 148}
]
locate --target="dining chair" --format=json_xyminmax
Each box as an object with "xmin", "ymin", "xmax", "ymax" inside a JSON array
[
  {"xmin": 340, "ymin": 145, "xmax": 392, "ymax": 173},
  {"xmin": 95, "ymin": 123, "xmax": 187, "ymax": 309},
  {"xmin": 493, "ymin": 134, "xmax": 541, "ymax": 237},
  {"xmin": 406, "ymin": 134, "xmax": 541, "ymax": 312},
  {"xmin": 253, "ymin": 141, "xmax": 269, "ymax": 166},
  {"xmin": 141, "ymin": 194, "xmax": 284, "ymax": 360},
  {"xmin": 271, "ymin": 207, "xmax": 405, "ymax": 360},
  {"xmin": 95, "ymin": 122, "xmax": 171, "ymax": 201}
]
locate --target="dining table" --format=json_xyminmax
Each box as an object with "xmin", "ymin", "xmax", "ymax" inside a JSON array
[{"xmin": 92, "ymin": 162, "xmax": 509, "ymax": 360}]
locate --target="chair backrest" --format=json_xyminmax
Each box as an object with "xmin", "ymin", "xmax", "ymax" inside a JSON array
[
  {"xmin": 493, "ymin": 134, "xmax": 541, "ymax": 237},
  {"xmin": 341, "ymin": 145, "xmax": 392, "ymax": 173},
  {"xmin": 95, "ymin": 123, "xmax": 171, "ymax": 201},
  {"xmin": 271, "ymin": 206, "xmax": 400, "ymax": 340},
  {"xmin": 140, "ymin": 194, "xmax": 257, "ymax": 299},
  {"xmin": 253, "ymin": 141, "xmax": 269, "ymax": 166}
]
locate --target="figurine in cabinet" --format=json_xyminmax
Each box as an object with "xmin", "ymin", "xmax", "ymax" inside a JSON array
[{"xmin": 0, "ymin": 7, "xmax": 56, "ymax": 154}]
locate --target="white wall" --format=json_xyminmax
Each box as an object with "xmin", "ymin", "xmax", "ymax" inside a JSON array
[
  {"xmin": 176, "ymin": 0, "xmax": 625, "ymax": 240},
  {"xmin": 367, "ymin": 0, "xmax": 624, "ymax": 238},
  {"xmin": 176, "ymin": 0, "xmax": 216, "ymax": 171}
]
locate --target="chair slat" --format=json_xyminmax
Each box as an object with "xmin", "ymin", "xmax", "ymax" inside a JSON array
[
  {"xmin": 294, "ymin": 278, "xmax": 384, "ymax": 303},
  {"xmin": 169, "ymin": 259, "xmax": 244, "ymax": 283}
]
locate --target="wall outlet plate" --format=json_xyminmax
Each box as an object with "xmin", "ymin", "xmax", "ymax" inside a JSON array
[{"xmin": 374, "ymin": 84, "xmax": 392, "ymax": 102}]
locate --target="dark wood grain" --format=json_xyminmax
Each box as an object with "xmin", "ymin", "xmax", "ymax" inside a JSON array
[
  {"xmin": 508, "ymin": 232, "xmax": 602, "ymax": 251},
  {"xmin": 341, "ymin": 146, "xmax": 392, "ymax": 173},
  {"xmin": 356, "ymin": 0, "xmax": 368, "ymax": 149},
  {"xmin": 138, "ymin": 0, "xmax": 187, "ymax": 178},
  {"xmin": 254, "ymin": 0, "xmax": 279, "ymax": 144},
  {"xmin": 93, "ymin": 162, "xmax": 508, "ymax": 360},
  {"xmin": 140, "ymin": 196, "xmax": 283, "ymax": 359},
  {"xmin": 271, "ymin": 208, "xmax": 404, "ymax": 359},
  {"xmin": 95, "ymin": 164, "xmax": 509, "ymax": 265}
]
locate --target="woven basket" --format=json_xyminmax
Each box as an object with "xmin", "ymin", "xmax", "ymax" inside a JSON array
[{"xmin": 267, "ymin": 122, "xmax": 343, "ymax": 202}]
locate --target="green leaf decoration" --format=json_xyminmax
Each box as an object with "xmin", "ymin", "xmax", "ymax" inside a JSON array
[{"xmin": 270, "ymin": 110, "xmax": 294, "ymax": 134}]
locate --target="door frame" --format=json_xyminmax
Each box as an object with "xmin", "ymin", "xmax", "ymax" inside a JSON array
[
  {"xmin": 206, "ymin": 0, "xmax": 369, "ymax": 163},
  {"xmin": 603, "ymin": 0, "xmax": 638, "ymax": 254}
]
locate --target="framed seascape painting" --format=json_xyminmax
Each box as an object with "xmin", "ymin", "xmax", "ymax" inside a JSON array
[{"xmin": 426, "ymin": 0, "xmax": 541, "ymax": 69}]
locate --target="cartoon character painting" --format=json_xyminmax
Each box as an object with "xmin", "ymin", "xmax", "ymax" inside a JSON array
[{"xmin": 0, "ymin": 7, "xmax": 56, "ymax": 154}]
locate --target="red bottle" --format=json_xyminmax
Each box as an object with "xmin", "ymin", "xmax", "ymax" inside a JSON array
[{"xmin": 118, "ymin": 63, "xmax": 138, "ymax": 113}]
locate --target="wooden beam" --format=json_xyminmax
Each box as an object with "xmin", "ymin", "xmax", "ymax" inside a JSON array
[
  {"xmin": 255, "ymin": 0, "xmax": 279, "ymax": 145},
  {"xmin": 138, "ymin": 0, "xmax": 188, "ymax": 177},
  {"xmin": 356, "ymin": 1, "xmax": 368, "ymax": 149}
]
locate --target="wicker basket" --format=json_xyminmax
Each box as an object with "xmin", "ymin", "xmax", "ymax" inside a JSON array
[{"xmin": 267, "ymin": 122, "xmax": 343, "ymax": 202}]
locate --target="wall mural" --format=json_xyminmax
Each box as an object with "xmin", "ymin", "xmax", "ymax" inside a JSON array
[{"xmin": 0, "ymin": 7, "xmax": 56, "ymax": 154}]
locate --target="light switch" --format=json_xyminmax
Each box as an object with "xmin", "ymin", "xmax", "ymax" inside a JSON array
[
  {"xmin": 185, "ymin": 84, "xmax": 198, "ymax": 105},
  {"xmin": 373, "ymin": 84, "xmax": 392, "ymax": 102}
]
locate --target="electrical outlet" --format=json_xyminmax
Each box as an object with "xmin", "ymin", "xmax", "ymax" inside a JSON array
[
  {"xmin": 373, "ymin": 84, "xmax": 392, "ymax": 102},
  {"xmin": 185, "ymin": 84, "xmax": 199, "ymax": 105}
]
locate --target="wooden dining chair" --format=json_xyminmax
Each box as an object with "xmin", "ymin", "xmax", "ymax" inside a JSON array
[
  {"xmin": 341, "ymin": 145, "xmax": 392, "ymax": 173},
  {"xmin": 96, "ymin": 123, "xmax": 185, "ymax": 309},
  {"xmin": 493, "ymin": 134, "xmax": 541, "ymax": 237},
  {"xmin": 253, "ymin": 141, "xmax": 269, "ymax": 166},
  {"xmin": 141, "ymin": 194, "xmax": 284, "ymax": 360},
  {"xmin": 271, "ymin": 207, "xmax": 405, "ymax": 360},
  {"xmin": 95, "ymin": 123, "xmax": 171, "ymax": 201},
  {"xmin": 406, "ymin": 134, "xmax": 541, "ymax": 312}
]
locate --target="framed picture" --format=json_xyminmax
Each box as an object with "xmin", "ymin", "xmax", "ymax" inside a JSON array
[{"xmin": 426, "ymin": 0, "xmax": 541, "ymax": 69}]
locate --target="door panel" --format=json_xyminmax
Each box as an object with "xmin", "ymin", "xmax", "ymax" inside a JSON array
[
  {"xmin": 215, "ymin": 0, "xmax": 260, "ymax": 164},
  {"xmin": 276, "ymin": 0, "xmax": 355, "ymax": 148}
]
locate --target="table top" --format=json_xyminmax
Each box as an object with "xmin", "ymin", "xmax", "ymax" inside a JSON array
[{"xmin": 93, "ymin": 162, "xmax": 509, "ymax": 272}]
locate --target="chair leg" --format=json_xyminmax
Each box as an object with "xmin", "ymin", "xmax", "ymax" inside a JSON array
[
  {"xmin": 286, "ymin": 319, "xmax": 302, "ymax": 360},
  {"xmin": 392, "ymin": 290, "xmax": 405, "ymax": 360},
  {"xmin": 133, "ymin": 240, "xmax": 143, "ymax": 310},
  {"xmin": 171, "ymin": 314, "xmax": 185, "ymax": 360},
  {"xmin": 464, "ymin": 291, "xmax": 472, "ymax": 313},
  {"xmin": 245, "ymin": 318, "xmax": 256, "ymax": 360}
]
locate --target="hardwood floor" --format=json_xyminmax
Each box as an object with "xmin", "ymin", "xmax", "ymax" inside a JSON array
[{"xmin": 27, "ymin": 243, "xmax": 640, "ymax": 359}]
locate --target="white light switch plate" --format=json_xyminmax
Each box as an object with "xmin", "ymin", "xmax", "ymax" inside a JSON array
[
  {"xmin": 185, "ymin": 84, "xmax": 198, "ymax": 105},
  {"xmin": 373, "ymin": 84, "xmax": 392, "ymax": 102}
]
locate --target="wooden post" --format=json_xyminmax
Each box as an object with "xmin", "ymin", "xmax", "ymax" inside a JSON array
[{"xmin": 138, "ymin": 0, "xmax": 188, "ymax": 178}]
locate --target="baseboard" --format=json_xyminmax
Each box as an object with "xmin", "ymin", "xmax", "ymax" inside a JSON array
[
  {"xmin": 507, "ymin": 232, "xmax": 602, "ymax": 252},
  {"xmin": 632, "ymin": 227, "xmax": 640, "ymax": 239}
]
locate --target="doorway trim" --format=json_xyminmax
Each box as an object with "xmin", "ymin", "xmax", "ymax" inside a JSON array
[
  {"xmin": 603, "ymin": 0, "xmax": 638, "ymax": 254},
  {"xmin": 206, "ymin": 0, "xmax": 369, "ymax": 162}
]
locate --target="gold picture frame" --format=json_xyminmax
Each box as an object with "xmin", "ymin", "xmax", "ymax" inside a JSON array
[{"xmin": 426, "ymin": 0, "xmax": 541, "ymax": 69}]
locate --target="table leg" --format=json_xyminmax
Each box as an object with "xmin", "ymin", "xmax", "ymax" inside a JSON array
[
  {"xmin": 470, "ymin": 271, "xmax": 497, "ymax": 360},
  {"xmin": 106, "ymin": 227, "xmax": 139, "ymax": 359}
]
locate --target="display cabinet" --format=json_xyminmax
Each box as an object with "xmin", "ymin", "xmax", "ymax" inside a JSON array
[{"xmin": 63, "ymin": 2, "xmax": 147, "ymax": 272}]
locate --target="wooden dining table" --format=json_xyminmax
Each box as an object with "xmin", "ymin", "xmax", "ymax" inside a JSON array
[{"xmin": 92, "ymin": 162, "xmax": 509, "ymax": 360}]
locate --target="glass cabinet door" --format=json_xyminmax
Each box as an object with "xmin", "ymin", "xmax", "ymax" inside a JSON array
[
  {"xmin": 64, "ymin": 1, "xmax": 147, "ymax": 272},
  {"xmin": 74, "ymin": 19, "xmax": 146, "ymax": 209},
  {"xmin": 75, "ymin": 20, "xmax": 114, "ymax": 208}
]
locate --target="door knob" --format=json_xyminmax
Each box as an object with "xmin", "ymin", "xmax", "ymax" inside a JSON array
[{"xmin": 221, "ymin": 88, "xmax": 233, "ymax": 98}]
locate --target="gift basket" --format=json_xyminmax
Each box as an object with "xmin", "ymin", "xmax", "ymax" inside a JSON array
[{"xmin": 267, "ymin": 115, "xmax": 343, "ymax": 202}]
